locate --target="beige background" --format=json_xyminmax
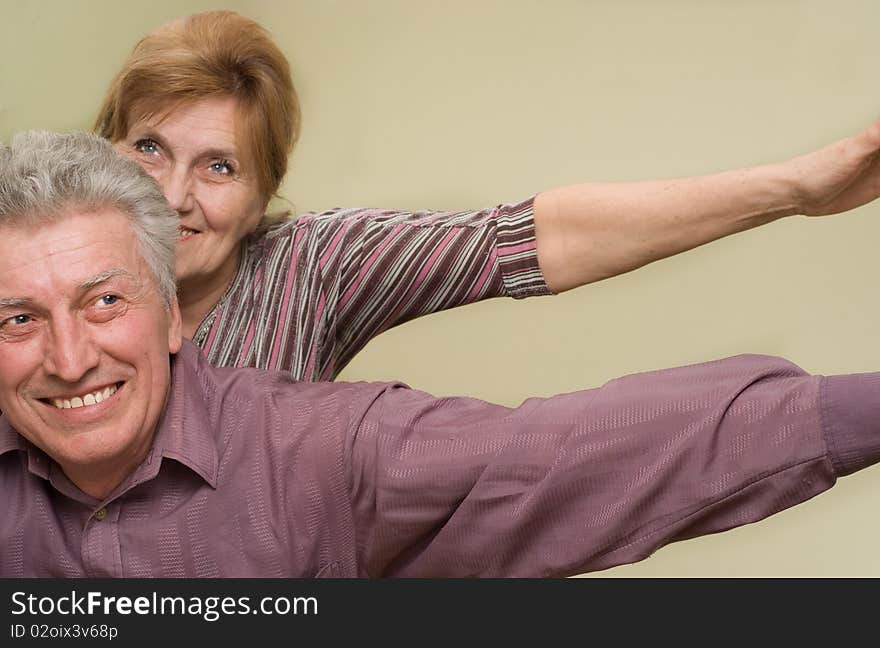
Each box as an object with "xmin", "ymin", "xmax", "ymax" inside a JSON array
[{"xmin": 2, "ymin": 0, "xmax": 879, "ymax": 576}]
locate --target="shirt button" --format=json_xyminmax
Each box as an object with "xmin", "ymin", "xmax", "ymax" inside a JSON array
[{"xmin": 94, "ymin": 508, "xmax": 107, "ymax": 522}]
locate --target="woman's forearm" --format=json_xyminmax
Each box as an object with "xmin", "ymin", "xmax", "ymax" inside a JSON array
[
  {"xmin": 534, "ymin": 163, "xmax": 796, "ymax": 292},
  {"xmin": 534, "ymin": 119, "xmax": 880, "ymax": 293}
]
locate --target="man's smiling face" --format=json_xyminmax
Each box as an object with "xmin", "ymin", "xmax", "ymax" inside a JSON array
[{"xmin": 0, "ymin": 207, "xmax": 181, "ymax": 497}]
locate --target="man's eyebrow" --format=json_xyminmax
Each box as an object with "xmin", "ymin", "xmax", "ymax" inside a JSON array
[
  {"xmin": 80, "ymin": 269, "xmax": 136, "ymax": 291},
  {"xmin": 0, "ymin": 297, "xmax": 29, "ymax": 309},
  {"xmin": 0, "ymin": 270, "xmax": 135, "ymax": 310}
]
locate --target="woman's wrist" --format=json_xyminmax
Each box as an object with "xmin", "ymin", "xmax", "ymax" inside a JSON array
[{"xmin": 737, "ymin": 162, "xmax": 803, "ymax": 225}]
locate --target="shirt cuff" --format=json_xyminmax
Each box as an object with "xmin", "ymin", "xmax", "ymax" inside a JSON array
[
  {"xmin": 495, "ymin": 196, "xmax": 555, "ymax": 299},
  {"xmin": 820, "ymin": 372, "xmax": 880, "ymax": 476}
]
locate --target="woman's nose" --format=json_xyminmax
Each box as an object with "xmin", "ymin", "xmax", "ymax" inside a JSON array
[{"xmin": 160, "ymin": 167, "xmax": 195, "ymax": 214}]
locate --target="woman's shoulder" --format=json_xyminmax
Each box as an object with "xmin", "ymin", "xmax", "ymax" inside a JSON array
[
  {"xmin": 243, "ymin": 207, "xmax": 368, "ymax": 258},
  {"xmin": 258, "ymin": 207, "xmax": 370, "ymax": 238}
]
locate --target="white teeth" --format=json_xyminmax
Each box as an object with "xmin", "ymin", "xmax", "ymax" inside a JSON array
[{"xmin": 50, "ymin": 384, "xmax": 118, "ymax": 410}]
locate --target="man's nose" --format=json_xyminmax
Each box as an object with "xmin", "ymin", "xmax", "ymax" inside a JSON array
[{"xmin": 42, "ymin": 316, "xmax": 100, "ymax": 383}]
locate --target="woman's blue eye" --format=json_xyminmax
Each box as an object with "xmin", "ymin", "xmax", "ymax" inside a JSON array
[
  {"xmin": 135, "ymin": 139, "xmax": 158, "ymax": 155},
  {"xmin": 210, "ymin": 160, "xmax": 235, "ymax": 175}
]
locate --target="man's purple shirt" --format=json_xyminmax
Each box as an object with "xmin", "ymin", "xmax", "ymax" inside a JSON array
[{"xmin": 2, "ymin": 341, "xmax": 879, "ymax": 577}]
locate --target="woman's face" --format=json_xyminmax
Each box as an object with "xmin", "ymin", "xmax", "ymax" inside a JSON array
[{"xmin": 115, "ymin": 96, "xmax": 267, "ymax": 296}]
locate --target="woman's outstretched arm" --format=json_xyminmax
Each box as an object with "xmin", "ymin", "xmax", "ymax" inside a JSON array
[{"xmin": 535, "ymin": 118, "xmax": 880, "ymax": 291}]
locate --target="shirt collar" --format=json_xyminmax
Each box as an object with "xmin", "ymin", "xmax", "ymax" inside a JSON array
[
  {"xmin": 0, "ymin": 339, "xmax": 219, "ymax": 489},
  {"xmin": 0, "ymin": 417, "xmax": 24, "ymax": 456},
  {"xmin": 145, "ymin": 339, "xmax": 219, "ymax": 488},
  {"xmin": 0, "ymin": 416, "xmax": 45, "ymax": 477}
]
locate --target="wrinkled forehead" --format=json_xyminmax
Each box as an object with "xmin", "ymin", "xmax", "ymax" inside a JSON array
[{"xmin": 0, "ymin": 208, "xmax": 150, "ymax": 299}]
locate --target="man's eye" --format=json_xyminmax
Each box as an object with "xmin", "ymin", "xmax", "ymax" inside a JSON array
[
  {"xmin": 0, "ymin": 314, "xmax": 33, "ymax": 330},
  {"xmin": 134, "ymin": 139, "xmax": 159, "ymax": 155},
  {"xmin": 98, "ymin": 294, "xmax": 120, "ymax": 306}
]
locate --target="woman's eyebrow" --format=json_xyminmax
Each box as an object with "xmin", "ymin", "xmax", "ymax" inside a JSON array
[
  {"xmin": 129, "ymin": 127, "xmax": 168, "ymax": 148},
  {"xmin": 131, "ymin": 126, "xmax": 238, "ymax": 160},
  {"xmin": 200, "ymin": 146, "xmax": 239, "ymax": 159}
]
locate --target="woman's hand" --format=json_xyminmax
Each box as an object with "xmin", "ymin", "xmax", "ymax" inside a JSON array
[{"xmin": 785, "ymin": 118, "xmax": 880, "ymax": 217}]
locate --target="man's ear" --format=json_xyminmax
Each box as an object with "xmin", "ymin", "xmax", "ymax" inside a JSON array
[{"xmin": 167, "ymin": 297, "xmax": 183, "ymax": 354}]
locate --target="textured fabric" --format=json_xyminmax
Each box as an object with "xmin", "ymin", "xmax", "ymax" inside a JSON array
[
  {"xmin": 3, "ymin": 342, "xmax": 879, "ymax": 577},
  {"xmin": 191, "ymin": 198, "xmax": 550, "ymax": 380}
]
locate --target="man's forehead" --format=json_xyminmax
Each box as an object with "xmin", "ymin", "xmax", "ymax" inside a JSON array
[
  {"xmin": 0, "ymin": 209, "xmax": 146, "ymax": 300},
  {"xmin": 0, "ymin": 206, "xmax": 137, "ymax": 243},
  {"xmin": 0, "ymin": 205, "xmax": 135, "ymax": 235}
]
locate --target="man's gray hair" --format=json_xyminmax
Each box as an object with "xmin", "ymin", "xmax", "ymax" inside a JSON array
[{"xmin": 0, "ymin": 130, "xmax": 178, "ymax": 305}]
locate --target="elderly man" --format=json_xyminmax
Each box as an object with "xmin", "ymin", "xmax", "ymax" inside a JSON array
[{"xmin": 1, "ymin": 131, "xmax": 879, "ymax": 578}]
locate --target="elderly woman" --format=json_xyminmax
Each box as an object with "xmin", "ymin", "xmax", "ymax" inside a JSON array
[{"xmin": 96, "ymin": 10, "xmax": 880, "ymax": 380}]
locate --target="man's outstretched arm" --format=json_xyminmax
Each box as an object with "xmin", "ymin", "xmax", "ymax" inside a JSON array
[{"xmin": 349, "ymin": 355, "xmax": 880, "ymax": 577}]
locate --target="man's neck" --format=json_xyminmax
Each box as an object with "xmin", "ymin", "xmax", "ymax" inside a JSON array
[{"xmin": 61, "ymin": 432, "xmax": 157, "ymax": 501}]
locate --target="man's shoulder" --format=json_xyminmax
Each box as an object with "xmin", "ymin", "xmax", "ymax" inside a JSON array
[
  {"xmin": 214, "ymin": 363, "xmax": 397, "ymax": 406},
  {"xmin": 181, "ymin": 342, "xmax": 403, "ymax": 432}
]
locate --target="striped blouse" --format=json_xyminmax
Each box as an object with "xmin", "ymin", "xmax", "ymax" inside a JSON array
[{"xmin": 191, "ymin": 196, "xmax": 551, "ymax": 380}]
